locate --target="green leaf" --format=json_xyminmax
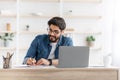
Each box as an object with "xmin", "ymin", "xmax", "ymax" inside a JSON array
[
  {"xmin": 86, "ymin": 35, "xmax": 95, "ymax": 41},
  {"xmin": 0, "ymin": 33, "xmax": 14, "ymax": 41}
]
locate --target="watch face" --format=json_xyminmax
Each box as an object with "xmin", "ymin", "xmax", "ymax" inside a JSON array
[{"xmin": 48, "ymin": 59, "xmax": 52, "ymax": 65}]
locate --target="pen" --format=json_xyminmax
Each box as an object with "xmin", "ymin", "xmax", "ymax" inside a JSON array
[{"xmin": 30, "ymin": 57, "xmax": 36, "ymax": 65}]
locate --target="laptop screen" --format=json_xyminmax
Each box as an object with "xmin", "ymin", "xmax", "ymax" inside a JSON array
[{"xmin": 57, "ymin": 46, "xmax": 89, "ymax": 68}]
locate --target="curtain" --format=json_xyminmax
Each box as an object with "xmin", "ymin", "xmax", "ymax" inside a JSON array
[{"xmin": 112, "ymin": 0, "xmax": 120, "ymax": 67}]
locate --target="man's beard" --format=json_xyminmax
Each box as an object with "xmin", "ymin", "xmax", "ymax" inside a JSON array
[{"xmin": 49, "ymin": 35, "xmax": 60, "ymax": 42}]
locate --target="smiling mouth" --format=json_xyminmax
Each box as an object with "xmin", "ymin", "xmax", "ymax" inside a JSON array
[
  {"xmin": 49, "ymin": 35, "xmax": 58, "ymax": 42},
  {"xmin": 50, "ymin": 36, "xmax": 55, "ymax": 39}
]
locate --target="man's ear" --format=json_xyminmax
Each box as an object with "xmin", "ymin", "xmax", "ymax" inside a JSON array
[{"xmin": 61, "ymin": 30, "xmax": 65, "ymax": 35}]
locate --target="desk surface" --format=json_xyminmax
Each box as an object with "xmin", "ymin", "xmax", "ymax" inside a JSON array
[{"xmin": 0, "ymin": 67, "xmax": 119, "ymax": 80}]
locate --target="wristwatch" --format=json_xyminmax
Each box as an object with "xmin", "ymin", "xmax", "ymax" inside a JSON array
[{"xmin": 48, "ymin": 59, "xmax": 52, "ymax": 65}]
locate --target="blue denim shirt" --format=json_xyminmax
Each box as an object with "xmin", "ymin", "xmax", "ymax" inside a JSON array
[{"xmin": 23, "ymin": 34, "xmax": 73, "ymax": 64}]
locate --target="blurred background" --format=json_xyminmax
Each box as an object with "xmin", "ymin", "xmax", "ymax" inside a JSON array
[{"xmin": 0, "ymin": 0, "xmax": 120, "ymax": 68}]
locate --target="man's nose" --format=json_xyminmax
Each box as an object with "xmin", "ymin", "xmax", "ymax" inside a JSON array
[{"xmin": 50, "ymin": 31, "xmax": 55, "ymax": 35}]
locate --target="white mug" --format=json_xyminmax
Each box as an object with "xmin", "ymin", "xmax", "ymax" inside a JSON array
[{"xmin": 103, "ymin": 56, "xmax": 112, "ymax": 67}]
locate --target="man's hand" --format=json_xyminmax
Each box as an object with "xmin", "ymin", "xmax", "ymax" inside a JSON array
[
  {"xmin": 26, "ymin": 58, "xmax": 36, "ymax": 65},
  {"xmin": 36, "ymin": 58, "xmax": 50, "ymax": 66}
]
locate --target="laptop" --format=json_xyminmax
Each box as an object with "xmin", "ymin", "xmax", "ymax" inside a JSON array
[{"xmin": 57, "ymin": 46, "xmax": 89, "ymax": 68}]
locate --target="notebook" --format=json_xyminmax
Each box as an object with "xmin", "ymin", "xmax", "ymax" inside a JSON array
[{"xmin": 57, "ymin": 46, "xmax": 89, "ymax": 68}]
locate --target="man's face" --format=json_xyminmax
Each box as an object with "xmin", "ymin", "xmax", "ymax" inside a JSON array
[{"xmin": 48, "ymin": 24, "xmax": 64, "ymax": 42}]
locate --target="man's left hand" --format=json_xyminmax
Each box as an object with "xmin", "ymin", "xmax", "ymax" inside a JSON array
[{"xmin": 36, "ymin": 58, "xmax": 50, "ymax": 65}]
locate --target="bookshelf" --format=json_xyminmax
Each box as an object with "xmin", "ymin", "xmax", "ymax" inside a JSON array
[{"xmin": 0, "ymin": 0, "xmax": 103, "ymax": 66}]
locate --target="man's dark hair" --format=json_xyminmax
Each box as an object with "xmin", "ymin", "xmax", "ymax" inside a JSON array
[{"xmin": 48, "ymin": 17, "xmax": 66, "ymax": 31}]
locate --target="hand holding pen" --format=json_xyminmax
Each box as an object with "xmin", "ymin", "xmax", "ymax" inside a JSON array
[{"xmin": 26, "ymin": 57, "xmax": 36, "ymax": 65}]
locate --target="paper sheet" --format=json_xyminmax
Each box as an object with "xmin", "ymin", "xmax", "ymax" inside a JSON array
[{"xmin": 13, "ymin": 65, "xmax": 56, "ymax": 69}]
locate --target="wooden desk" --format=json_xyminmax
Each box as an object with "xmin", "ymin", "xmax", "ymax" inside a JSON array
[{"xmin": 0, "ymin": 68, "xmax": 119, "ymax": 80}]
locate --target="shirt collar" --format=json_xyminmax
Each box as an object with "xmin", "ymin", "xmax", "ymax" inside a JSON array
[{"xmin": 57, "ymin": 35, "xmax": 63, "ymax": 46}]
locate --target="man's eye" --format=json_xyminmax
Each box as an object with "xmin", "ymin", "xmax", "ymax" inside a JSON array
[{"xmin": 54, "ymin": 31, "xmax": 59, "ymax": 34}]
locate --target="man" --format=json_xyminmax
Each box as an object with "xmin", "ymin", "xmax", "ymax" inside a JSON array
[{"xmin": 23, "ymin": 16, "xmax": 73, "ymax": 66}]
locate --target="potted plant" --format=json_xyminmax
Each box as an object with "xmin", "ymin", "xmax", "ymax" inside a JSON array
[
  {"xmin": 86, "ymin": 35, "xmax": 95, "ymax": 47},
  {"xmin": 26, "ymin": 25, "xmax": 30, "ymax": 31},
  {"xmin": 0, "ymin": 33, "xmax": 14, "ymax": 47}
]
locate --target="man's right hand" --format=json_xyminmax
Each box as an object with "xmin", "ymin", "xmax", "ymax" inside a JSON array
[{"xmin": 26, "ymin": 58, "xmax": 36, "ymax": 65}]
